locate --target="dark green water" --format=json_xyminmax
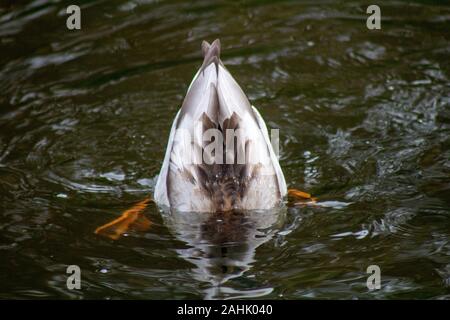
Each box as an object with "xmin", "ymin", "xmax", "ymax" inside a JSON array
[{"xmin": 1, "ymin": 0, "xmax": 450, "ymax": 299}]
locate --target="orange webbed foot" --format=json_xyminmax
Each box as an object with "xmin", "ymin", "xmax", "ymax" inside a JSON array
[
  {"xmin": 95, "ymin": 197, "xmax": 153, "ymax": 240},
  {"xmin": 288, "ymin": 188, "xmax": 317, "ymax": 206}
]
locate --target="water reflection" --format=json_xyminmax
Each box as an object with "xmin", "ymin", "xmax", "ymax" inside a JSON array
[{"xmin": 163, "ymin": 208, "xmax": 285, "ymax": 299}]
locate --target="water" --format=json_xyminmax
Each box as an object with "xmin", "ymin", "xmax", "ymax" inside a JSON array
[{"xmin": 0, "ymin": 0, "xmax": 449, "ymax": 299}]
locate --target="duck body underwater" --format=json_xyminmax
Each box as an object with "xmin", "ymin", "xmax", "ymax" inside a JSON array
[{"xmin": 95, "ymin": 39, "xmax": 314, "ymax": 240}]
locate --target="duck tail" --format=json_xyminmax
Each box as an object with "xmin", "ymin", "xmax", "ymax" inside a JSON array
[{"xmin": 200, "ymin": 39, "xmax": 221, "ymax": 73}]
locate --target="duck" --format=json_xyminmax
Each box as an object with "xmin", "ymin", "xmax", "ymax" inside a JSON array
[
  {"xmin": 154, "ymin": 39, "xmax": 287, "ymax": 212},
  {"xmin": 95, "ymin": 39, "xmax": 314, "ymax": 240}
]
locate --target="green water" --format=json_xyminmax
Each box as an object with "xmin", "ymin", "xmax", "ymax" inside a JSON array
[{"xmin": 0, "ymin": 0, "xmax": 449, "ymax": 299}]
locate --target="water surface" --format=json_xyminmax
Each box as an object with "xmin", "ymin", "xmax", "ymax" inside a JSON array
[{"xmin": 1, "ymin": 0, "xmax": 450, "ymax": 299}]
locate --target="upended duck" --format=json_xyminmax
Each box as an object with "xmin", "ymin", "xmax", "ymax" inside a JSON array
[{"xmin": 95, "ymin": 39, "xmax": 315, "ymax": 240}]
